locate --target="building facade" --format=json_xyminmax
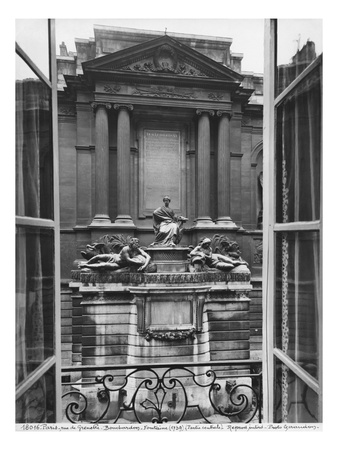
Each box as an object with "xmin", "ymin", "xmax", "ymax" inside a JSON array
[
  {"xmin": 56, "ymin": 26, "xmax": 264, "ymax": 365},
  {"xmin": 15, "ymin": 19, "xmax": 322, "ymax": 426}
]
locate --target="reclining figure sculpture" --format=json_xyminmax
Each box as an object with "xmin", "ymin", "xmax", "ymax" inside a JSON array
[
  {"xmin": 189, "ymin": 237, "xmax": 248, "ymax": 273},
  {"xmin": 78, "ymin": 237, "xmax": 151, "ymax": 272}
]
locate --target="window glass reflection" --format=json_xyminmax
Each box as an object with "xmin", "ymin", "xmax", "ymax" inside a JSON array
[
  {"xmin": 16, "ymin": 226, "xmax": 55, "ymax": 386},
  {"xmin": 16, "ymin": 366, "xmax": 55, "ymax": 423},
  {"xmin": 275, "ymin": 231, "xmax": 320, "ymax": 380},
  {"xmin": 274, "ymin": 359, "xmax": 319, "ymax": 423},
  {"xmin": 276, "ymin": 19, "xmax": 322, "ymax": 97},
  {"xmin": 276, "ymin": 63, "xmax": 321, "ymax": 223},
  {"xmin": 16, "ymin": 19, "xmax": 49, "ymax": 79},
  {"xmin": 16, "ymin": 55, "xmax": 53, "ymax": 220}
]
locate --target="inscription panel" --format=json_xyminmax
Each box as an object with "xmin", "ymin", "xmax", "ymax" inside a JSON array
[
  {"xmin": 144, "ymin": 129, "xmax": 181, "ymax": 211},
  {"xmin": 150, "ymin": 300, "xmax": 192, "ymax": 327}
]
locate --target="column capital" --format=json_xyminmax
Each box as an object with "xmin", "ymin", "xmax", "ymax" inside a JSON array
[
  {"xmin": 216, "ymin": 110, "xmax": 232, "ymax": 119},
  {"xmin": 196, "ymin": 109, "xmax": 215, "ymax": 117},
  {"xmin": 90, "ymin": 102, "xmax": 112, "ymax": 112},
  {"xmin": 114, "ymin": 103, "xmax": 134, "ymax": 112}
]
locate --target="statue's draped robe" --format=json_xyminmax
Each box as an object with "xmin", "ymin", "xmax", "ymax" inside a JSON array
[
  {"xmin": 153, "ymin": 206, "xmax": 180, "ymax": 246},
  {"xmin": 104, "ymin": 252, "xmax": 146, "ymax": 267}
]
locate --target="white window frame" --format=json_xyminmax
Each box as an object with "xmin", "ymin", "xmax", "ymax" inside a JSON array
[
  {"xmin": 15, "ymin": 19, "xmax": 61, "ymax": 423},
  {"xmin": 262, "ymin": 19, "xmax": 322, "ymax": 423}
]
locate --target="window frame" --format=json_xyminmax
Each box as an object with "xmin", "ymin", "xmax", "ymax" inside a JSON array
[
  {"xmin": 263, "ymin": 19, "xmax": 322, "ymax": 423},
  {"xmin": 15, "ymin": 19, "xmax": 61, "ymax": 422}
]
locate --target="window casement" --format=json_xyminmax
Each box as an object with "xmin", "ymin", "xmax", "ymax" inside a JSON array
[
  {"xmin": 15, "ymin": 19, "xmax": 61, "ymax": 424},
  {"xmin": 263, "ymin": 19, "xmax": 322, "ymax": 423}
]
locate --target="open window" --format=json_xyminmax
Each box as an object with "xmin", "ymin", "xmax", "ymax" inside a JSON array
[
  {"xmin": 15, "ymin": 19, "xmax": 61, "ymax": 423},
  {"xmin": 263, "ymin": 19, "xmax": 322, "ymax": 423}
]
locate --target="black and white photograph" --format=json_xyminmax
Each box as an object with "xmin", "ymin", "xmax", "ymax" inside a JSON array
[{"xmin": 8, "ymin": 3, "xmax": 334, "ymax": 446}]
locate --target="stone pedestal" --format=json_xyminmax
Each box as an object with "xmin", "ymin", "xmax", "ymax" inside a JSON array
[
  {"xmin": 69, "ymin": 251, "xmax": 252, "ymax": 421},
  {"xmin": 146, "ymin": 247, "xmax": 190, "ymax": 273}
]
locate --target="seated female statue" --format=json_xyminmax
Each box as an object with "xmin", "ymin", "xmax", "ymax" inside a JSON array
[{"xmin": 150, "ymin": 196, "xmax": 188, "ymax": 247}]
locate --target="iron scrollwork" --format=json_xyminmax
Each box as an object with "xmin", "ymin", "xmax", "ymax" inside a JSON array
[{"xmin": 62, "ymin": 363, "xmax": 262, "ymax": 424}]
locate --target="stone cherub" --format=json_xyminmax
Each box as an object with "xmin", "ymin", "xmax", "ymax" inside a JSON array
[
  {"xmin": 150, "ymin": 195, "xmax": 188, "ymax": 247},
  {"xmin": 78, "ymin": 237, "xmax": 151, "ymax": 272}
]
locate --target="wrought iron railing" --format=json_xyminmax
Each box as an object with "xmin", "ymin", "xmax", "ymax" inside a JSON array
[{"xmin": 61, "ymin": 360, "xmax": 262, "ymax": 424}]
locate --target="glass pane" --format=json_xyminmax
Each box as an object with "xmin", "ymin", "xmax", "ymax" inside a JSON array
[
  {"xmin": 16, "ymin": 19, "xmax": 50, "ymax": 79},
  {"xmin": 16, "ymin": 365, "xmax": 55, "ymax": 423},
  {"xmin": 274, "ymin": 358, "xmax": 319, "ymax": 423},
  {"xmin": 276, "ymin": 63, "xmax": 321, "ymax": 223},
  {"xmin": 275, "ymin": 231, "xmax": 320, "ymax": 380},
  {"xmin": 16, "ymin": 226, "xmax": 55, "ymax": 386},
  {"xmin": 276, "ymin": 19, "xmax": 322, "ymax": 96},
  {"xmin": 16, "ymin": 55, "xmax": 54, "ymax": 220}
]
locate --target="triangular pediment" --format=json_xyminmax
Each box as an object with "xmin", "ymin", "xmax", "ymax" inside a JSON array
[{"xmin": 83, "ymin": 35, "xmax": 243, "ymax": 82}]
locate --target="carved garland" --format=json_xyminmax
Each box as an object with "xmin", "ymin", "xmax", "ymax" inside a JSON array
[
  {"xmin": 103, "ymin": 84, "xmax": 121, "ymax": 94},
  {"xmin": 208, "ymin": 92, "xmax": 224, "ymax": 101},
  {"xmin": 145, "ymin": 328, "xmax": 196, "ymax": 341}
]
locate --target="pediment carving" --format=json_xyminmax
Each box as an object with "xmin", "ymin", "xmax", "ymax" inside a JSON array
[
  {"xmin": 110, "ymin": 45, "xmax": 211, "ymax": 78},
  {"xmin": 83, "ymin": 35, "xmax": 243, "ymax": 83}
]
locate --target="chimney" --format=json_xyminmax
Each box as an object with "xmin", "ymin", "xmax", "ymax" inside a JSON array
[{"xmin": 59, "ymin": 41, "xmax": 68, "ymax": 57}]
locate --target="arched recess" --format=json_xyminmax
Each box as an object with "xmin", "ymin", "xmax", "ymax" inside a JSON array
[{"xmin": 251, "ymin": 141, "xmax": 263, "ymax": 229}]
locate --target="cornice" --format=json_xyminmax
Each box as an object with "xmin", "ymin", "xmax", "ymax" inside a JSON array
[
  {"xmin": 86, "ymin": 70, "xmax": 242, "ymax": 93},
  {"xmin": 93, "ymin": 92, "xmax": 232, "ymax": 112}
]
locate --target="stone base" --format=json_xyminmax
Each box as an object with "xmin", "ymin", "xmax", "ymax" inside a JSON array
[
  {"xmin": 214, "ymin": 216, "xmax": 238, "ymax": 229},
  {"xmin": 146, "ymin": 246, "xmax": 190, "ymax": 273}
]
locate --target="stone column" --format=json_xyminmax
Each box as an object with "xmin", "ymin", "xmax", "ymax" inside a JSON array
[
  {"xmin": 216, "ymin": 110, "xmax": 237, "ymax": 228},
  {"xmin": 230, "ymin": 111, "xmax": 243, "ymax": 228},
  {"xmin": 195, "ymin": 109, "xmax": 214, "ymax": 225},
  {"xmin": 90, "ymin": 102, "xmax": 112, "ymax": 226},
  {"xmin": 114, "ymin": 104, "xmax": 134, "ymax": 224}
]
